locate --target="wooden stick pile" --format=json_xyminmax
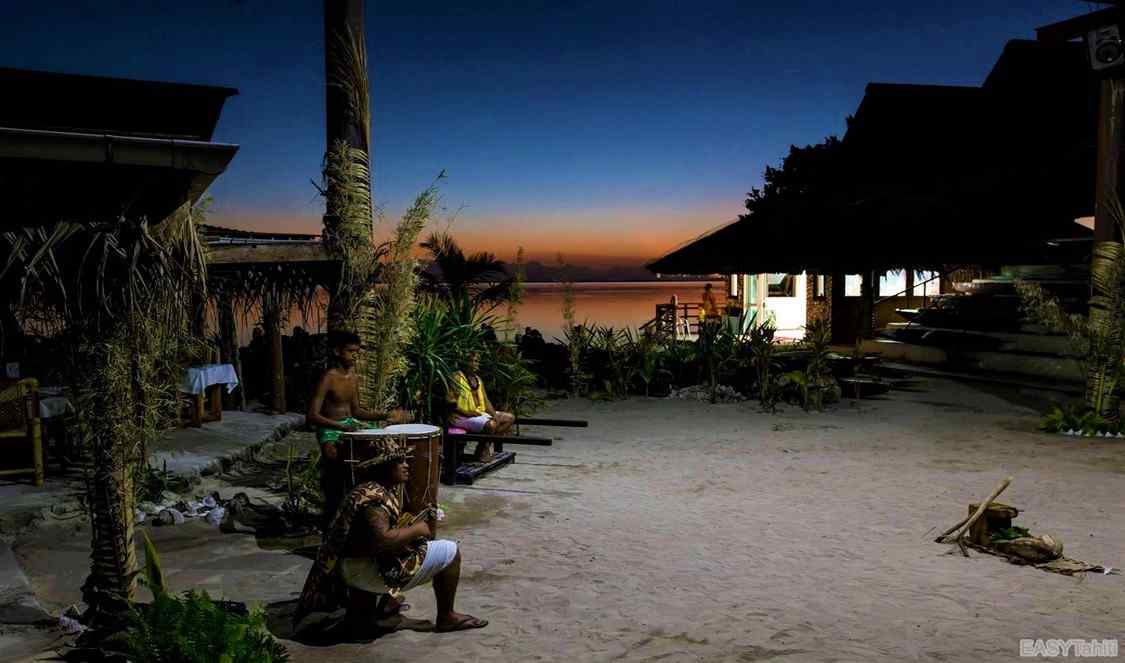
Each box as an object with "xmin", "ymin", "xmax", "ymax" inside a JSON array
[{"xmin": 934, "ymin": 475, "xmax": 1013, "ymax": 557}]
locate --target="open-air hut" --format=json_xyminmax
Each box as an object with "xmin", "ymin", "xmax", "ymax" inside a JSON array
[{"xmin": 647, "ymin": 40, "xmax": 1096, "ymax": 344}]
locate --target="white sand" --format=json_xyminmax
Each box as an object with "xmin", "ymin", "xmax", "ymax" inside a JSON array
[
  {"xmin": 279, "ymin": 377, "xmax": 1124, "ymax": 662},
  {"xmin": 13, "ymin": 377, "xmax": 1124, "ymax": 662}
]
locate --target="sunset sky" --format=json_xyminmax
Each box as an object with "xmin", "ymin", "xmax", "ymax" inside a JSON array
[{"xmin": 3, "ymin": 1, "xmax": 1080, "ymax": 267}]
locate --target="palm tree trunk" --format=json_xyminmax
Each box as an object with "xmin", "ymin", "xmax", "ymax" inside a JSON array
[
  {"xmin": 324, "ymin": 0, "xmax": 373, "ymax": 336},
  {"xmin": 80, "ymin": 337, "xmax": 138, "ymax": 625},
  {"xmin": 1086, "ymin": 241, "xmax": 1124, "ymax": 419}
]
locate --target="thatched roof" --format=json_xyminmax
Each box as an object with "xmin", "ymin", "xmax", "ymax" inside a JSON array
[
  {"xmin": 647, "ymin": 40, "xmax": 1094, "ymax": 276},
  {"xmin": 0, "ymin": 68, "xmax": 239, "ymax": 229}
]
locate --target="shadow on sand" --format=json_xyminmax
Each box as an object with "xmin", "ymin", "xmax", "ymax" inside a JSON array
[{"xmin": 264, "ymin": 599, "xmax": 436, "ymax": 647}]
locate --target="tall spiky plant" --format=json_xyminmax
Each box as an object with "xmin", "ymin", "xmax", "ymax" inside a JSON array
[{"xmin": 362, "ymin": 183, "xmax": 440, "ymax": 408}]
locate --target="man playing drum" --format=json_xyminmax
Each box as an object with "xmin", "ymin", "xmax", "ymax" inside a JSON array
[
  {"xmin": 307, "ymin": 330, "xmax": 409, "ymax": 530},
  {"xmin": 447, "ymin": 351, "xmax": 515, "ymax": 463},
  {"xmin": 293, "ymin": 436, "xmax": 488, "ymax": 637}
]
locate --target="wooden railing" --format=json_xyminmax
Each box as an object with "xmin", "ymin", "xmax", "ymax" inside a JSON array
[{"xmin": 642, "ymin": 302, "xmax": 705, "ymax": 340}]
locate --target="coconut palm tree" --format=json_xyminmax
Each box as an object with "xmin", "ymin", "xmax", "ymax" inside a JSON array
[
  {"xmin": 1, "ymin": 204, "xmax": 208, "ymax": 625},
  {"xmin": 419, "ymin": 232, "xmax": 514, "ymax": 311}
]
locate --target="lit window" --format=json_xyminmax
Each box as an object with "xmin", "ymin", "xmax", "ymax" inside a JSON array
[
  {"xmin": 814, "ymin": 274, "xmax": 827, "ymax": 299},
  {"xmin": 730, "ymin": 274, "xmax": 739, "ymax": 298},
  {"xmin": 844, "ymin": 274, "xmax": 862, "ymax": 297},
  {"xmin": 879, "ymin": 271, "xmax": 907, "ymax": 297},
  {"xmin": 767, "ymin": 274, "xmax": 797, "ymax": 298},
  {"xmin": 913, "ymin": 271, "xmax": 941, "ymax": 297}
]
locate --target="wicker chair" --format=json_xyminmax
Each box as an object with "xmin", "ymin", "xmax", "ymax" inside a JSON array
[{"xmin": 0, "ymin": 378, "xmax": 45, "ymax": 487}]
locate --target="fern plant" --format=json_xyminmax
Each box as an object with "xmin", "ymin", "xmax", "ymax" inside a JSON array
[{"xmin": 126, "ymin": 532, "xmax": 289, "ymax": 663}]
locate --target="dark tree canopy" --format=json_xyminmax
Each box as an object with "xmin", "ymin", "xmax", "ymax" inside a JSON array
[{"xmin": 742, "ymin": 136, "xmax": 847, "ymax": 221}]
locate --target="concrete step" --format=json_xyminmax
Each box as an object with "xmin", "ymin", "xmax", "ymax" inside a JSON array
[
  {"xmin": 882, "ymin": 324, "xmax": 1082, "ymax": 357},
  {"xmin": 864, "ymin": 339, "xmax": 1084, "ymax": 384}
]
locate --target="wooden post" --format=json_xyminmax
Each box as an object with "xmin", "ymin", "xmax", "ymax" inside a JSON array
[
  {"xmin": 1089, "ymin": 77, "xmax": 1125, "ymax": 417},
  {"xmin": 859, "ymin": 270, "xmax": 875, "ymax": 340},
  {"xmin": 1095, "ymin": 72, "xmax": 1125, "ymax": 243},
  {"xmin": 264, "ymin": 293, "xmax": 287, "ymax": 414}
]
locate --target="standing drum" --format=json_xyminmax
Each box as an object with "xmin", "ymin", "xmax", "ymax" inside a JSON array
[
  {"xmin": 340, "ymin": 428, "xmax": 397, "ymax": 490},
  {"xmin": 383, "ymin": 424, "xmax": 442, "ymax": 519}
]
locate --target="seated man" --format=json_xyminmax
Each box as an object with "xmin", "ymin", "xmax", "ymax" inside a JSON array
[
  {"xmin": 293, "ymin": 437, "xmax": 488, "ymax": 637},
  {"xmin": 307, "ymin": 330, "xmax": 408, "ymax": 530},
  {"xmin": 447, "ymin": 351, "xmax": 514, "ymax": 462}
]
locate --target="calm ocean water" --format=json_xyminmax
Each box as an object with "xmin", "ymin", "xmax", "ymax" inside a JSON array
[
  {"xmin": 509, "ymin": 281, "xmax": 721, "ymax": 340},
  {"xmin": 247, "ymin": 281, "xmax": 721, "ymax": 345}
]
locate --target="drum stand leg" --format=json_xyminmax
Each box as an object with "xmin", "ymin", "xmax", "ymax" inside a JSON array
[{"xmin": 441, "ymin": 435, "xmax": 460, "ymax": 486}]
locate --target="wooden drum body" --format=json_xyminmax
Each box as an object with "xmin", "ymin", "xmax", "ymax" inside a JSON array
[
  {"xmin": 340, "ymin": 429, "xmax": 398, "ymax": 491},
  {"xmin": 383, "ymin": 424, "xmax": 442, "ymax": 517}
]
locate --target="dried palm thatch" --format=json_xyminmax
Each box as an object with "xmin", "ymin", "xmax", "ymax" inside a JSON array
[
  {"xmin": 361, "ymin": 183, "xmax": 441, "ymax": 408},
  {"xmin": 1, "ymin": 201, "xmax": 209, "ymax": 622}
]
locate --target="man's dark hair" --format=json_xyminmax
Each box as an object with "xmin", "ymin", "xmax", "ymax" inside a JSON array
[{"xmin": 329, "ymin": 330, "xmax": 361, "ymax": 350}]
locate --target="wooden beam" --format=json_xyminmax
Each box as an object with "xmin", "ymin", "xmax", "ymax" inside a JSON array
[
  {"xmin": 1037, "ymin": 6, "xmax": 1124, "ymax": 43},
  {"xmin": 206, "ymin": 242, "xmax": 333, "ymax": 266}
]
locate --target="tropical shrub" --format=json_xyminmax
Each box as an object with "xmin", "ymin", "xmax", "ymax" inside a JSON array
[
  {"xmin": 748, "ymin": 321, "xmax": 779, "ymax": 409},
  {"xmin": 126, "ymin": 532, "xmax": 288, "ymax": 663}
]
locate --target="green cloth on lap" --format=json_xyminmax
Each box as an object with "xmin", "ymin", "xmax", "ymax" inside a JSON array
[{"xmin": 318, "ymin": 417, "xmax": 375, "ymax": 445}]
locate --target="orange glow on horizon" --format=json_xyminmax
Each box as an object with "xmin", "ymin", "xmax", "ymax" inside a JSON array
[{"xmin": 207, "ymin": 201, "xmax": 742, "ymax": 265}]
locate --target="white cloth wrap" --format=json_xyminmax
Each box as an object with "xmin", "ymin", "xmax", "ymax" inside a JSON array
[
  {"xmin": 179, "ymin": 364, "xmax": 240, "ymax": 394},
  {"xmin": 340, "ymin": 539, "xmax": 458, "ymax": 594},
  {"xmin": 452, "ymin": 414, "xmax": 492, "ymax": 433}
]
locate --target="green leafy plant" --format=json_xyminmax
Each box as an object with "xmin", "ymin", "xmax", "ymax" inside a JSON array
[
  {"xmin": 800, "ymin": 318, "xmax": 836, "ymax": 411},
  {"xmin": 990, "ymin": 526, "xmax": 1031, "ymax": 542},
  {"xmin": 479, "ymin": 340, "xmax": 544, "ymax": 418},
  {"xmin": 282, "ymin": 443, "xmax": 323, "ymax": 521},
  {"xmin": 126, "ymin": 531, "xmax": 289, "ymax": 663},
  {"xmin": 625, "ymin": 328, "xmax": 664, "ymax": 397},
  {"xmin": 589, "ymin": 326, "xmax": 633, "ymax": 400},
  {"xmin": 695, "ymin": 322, "xmax": 743, "ymax": 404},
  {"xmin": 748, "ymin": 321, "xmax": 779, "ymax": 409},
  {"xmin": 1040, "ymin": 404, "xmax": 1121, "ymax": 436}
]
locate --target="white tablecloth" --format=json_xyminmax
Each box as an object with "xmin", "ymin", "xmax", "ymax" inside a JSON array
[
  {"xmin": 179, "ymin": 364, "xmax": 239, "ymax": 395},
  {"xmin": 39, "ymin": 396, "xmax": 73, "ymax": 419}
]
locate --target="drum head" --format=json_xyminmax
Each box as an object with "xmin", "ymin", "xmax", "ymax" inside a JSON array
[
  {"xmin": 341, "ymin": 428, "xmax": 389, "ymax": 437},
  {"xmin": 384, "ymin": 424, "xmax": 441, "ymax": 434}
]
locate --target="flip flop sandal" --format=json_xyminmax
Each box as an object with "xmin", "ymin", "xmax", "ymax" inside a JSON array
[{"xmin": 435, "ymin": 615, "xmax": 489, "ymax": 633}]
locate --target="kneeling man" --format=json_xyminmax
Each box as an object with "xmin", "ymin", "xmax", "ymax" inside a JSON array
[{"xmin": 294, "ymin": 437, "xmax": 487, "ymax": 637}]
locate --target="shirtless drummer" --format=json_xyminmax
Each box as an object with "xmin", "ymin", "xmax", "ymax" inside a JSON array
[{"xmin": 306, "ymin": 330, "xmax": 409, "ymax": 530}]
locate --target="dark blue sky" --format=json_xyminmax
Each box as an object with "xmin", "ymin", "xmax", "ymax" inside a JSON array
[{"xmin": 2, "ymin": 1, "xmax": 1088, "ymax": 263}]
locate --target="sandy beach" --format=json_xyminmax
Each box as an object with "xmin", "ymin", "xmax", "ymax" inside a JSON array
[{"xmin": 11, "ymin": 376, "xmax": 1124, "ymax": 663}]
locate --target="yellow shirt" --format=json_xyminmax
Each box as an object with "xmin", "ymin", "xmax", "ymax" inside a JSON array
[{"xmin": 450, "ymin": 371, "xmax": 487, "ymax": 417}]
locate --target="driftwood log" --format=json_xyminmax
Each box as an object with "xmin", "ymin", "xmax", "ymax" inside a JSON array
[{"xmin": 938, "ymin": 476, "xmax": 1013, "ymax": 554}]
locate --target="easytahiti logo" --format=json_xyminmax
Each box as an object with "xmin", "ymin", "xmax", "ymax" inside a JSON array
[{"xmin": 1019, "ymin": 639, "xmax": 1119, "ymax": 658}]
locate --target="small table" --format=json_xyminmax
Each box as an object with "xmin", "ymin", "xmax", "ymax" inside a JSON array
[{"xmin": 179, "ymin": 364, "xmax": 239, "ymax": 427}]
